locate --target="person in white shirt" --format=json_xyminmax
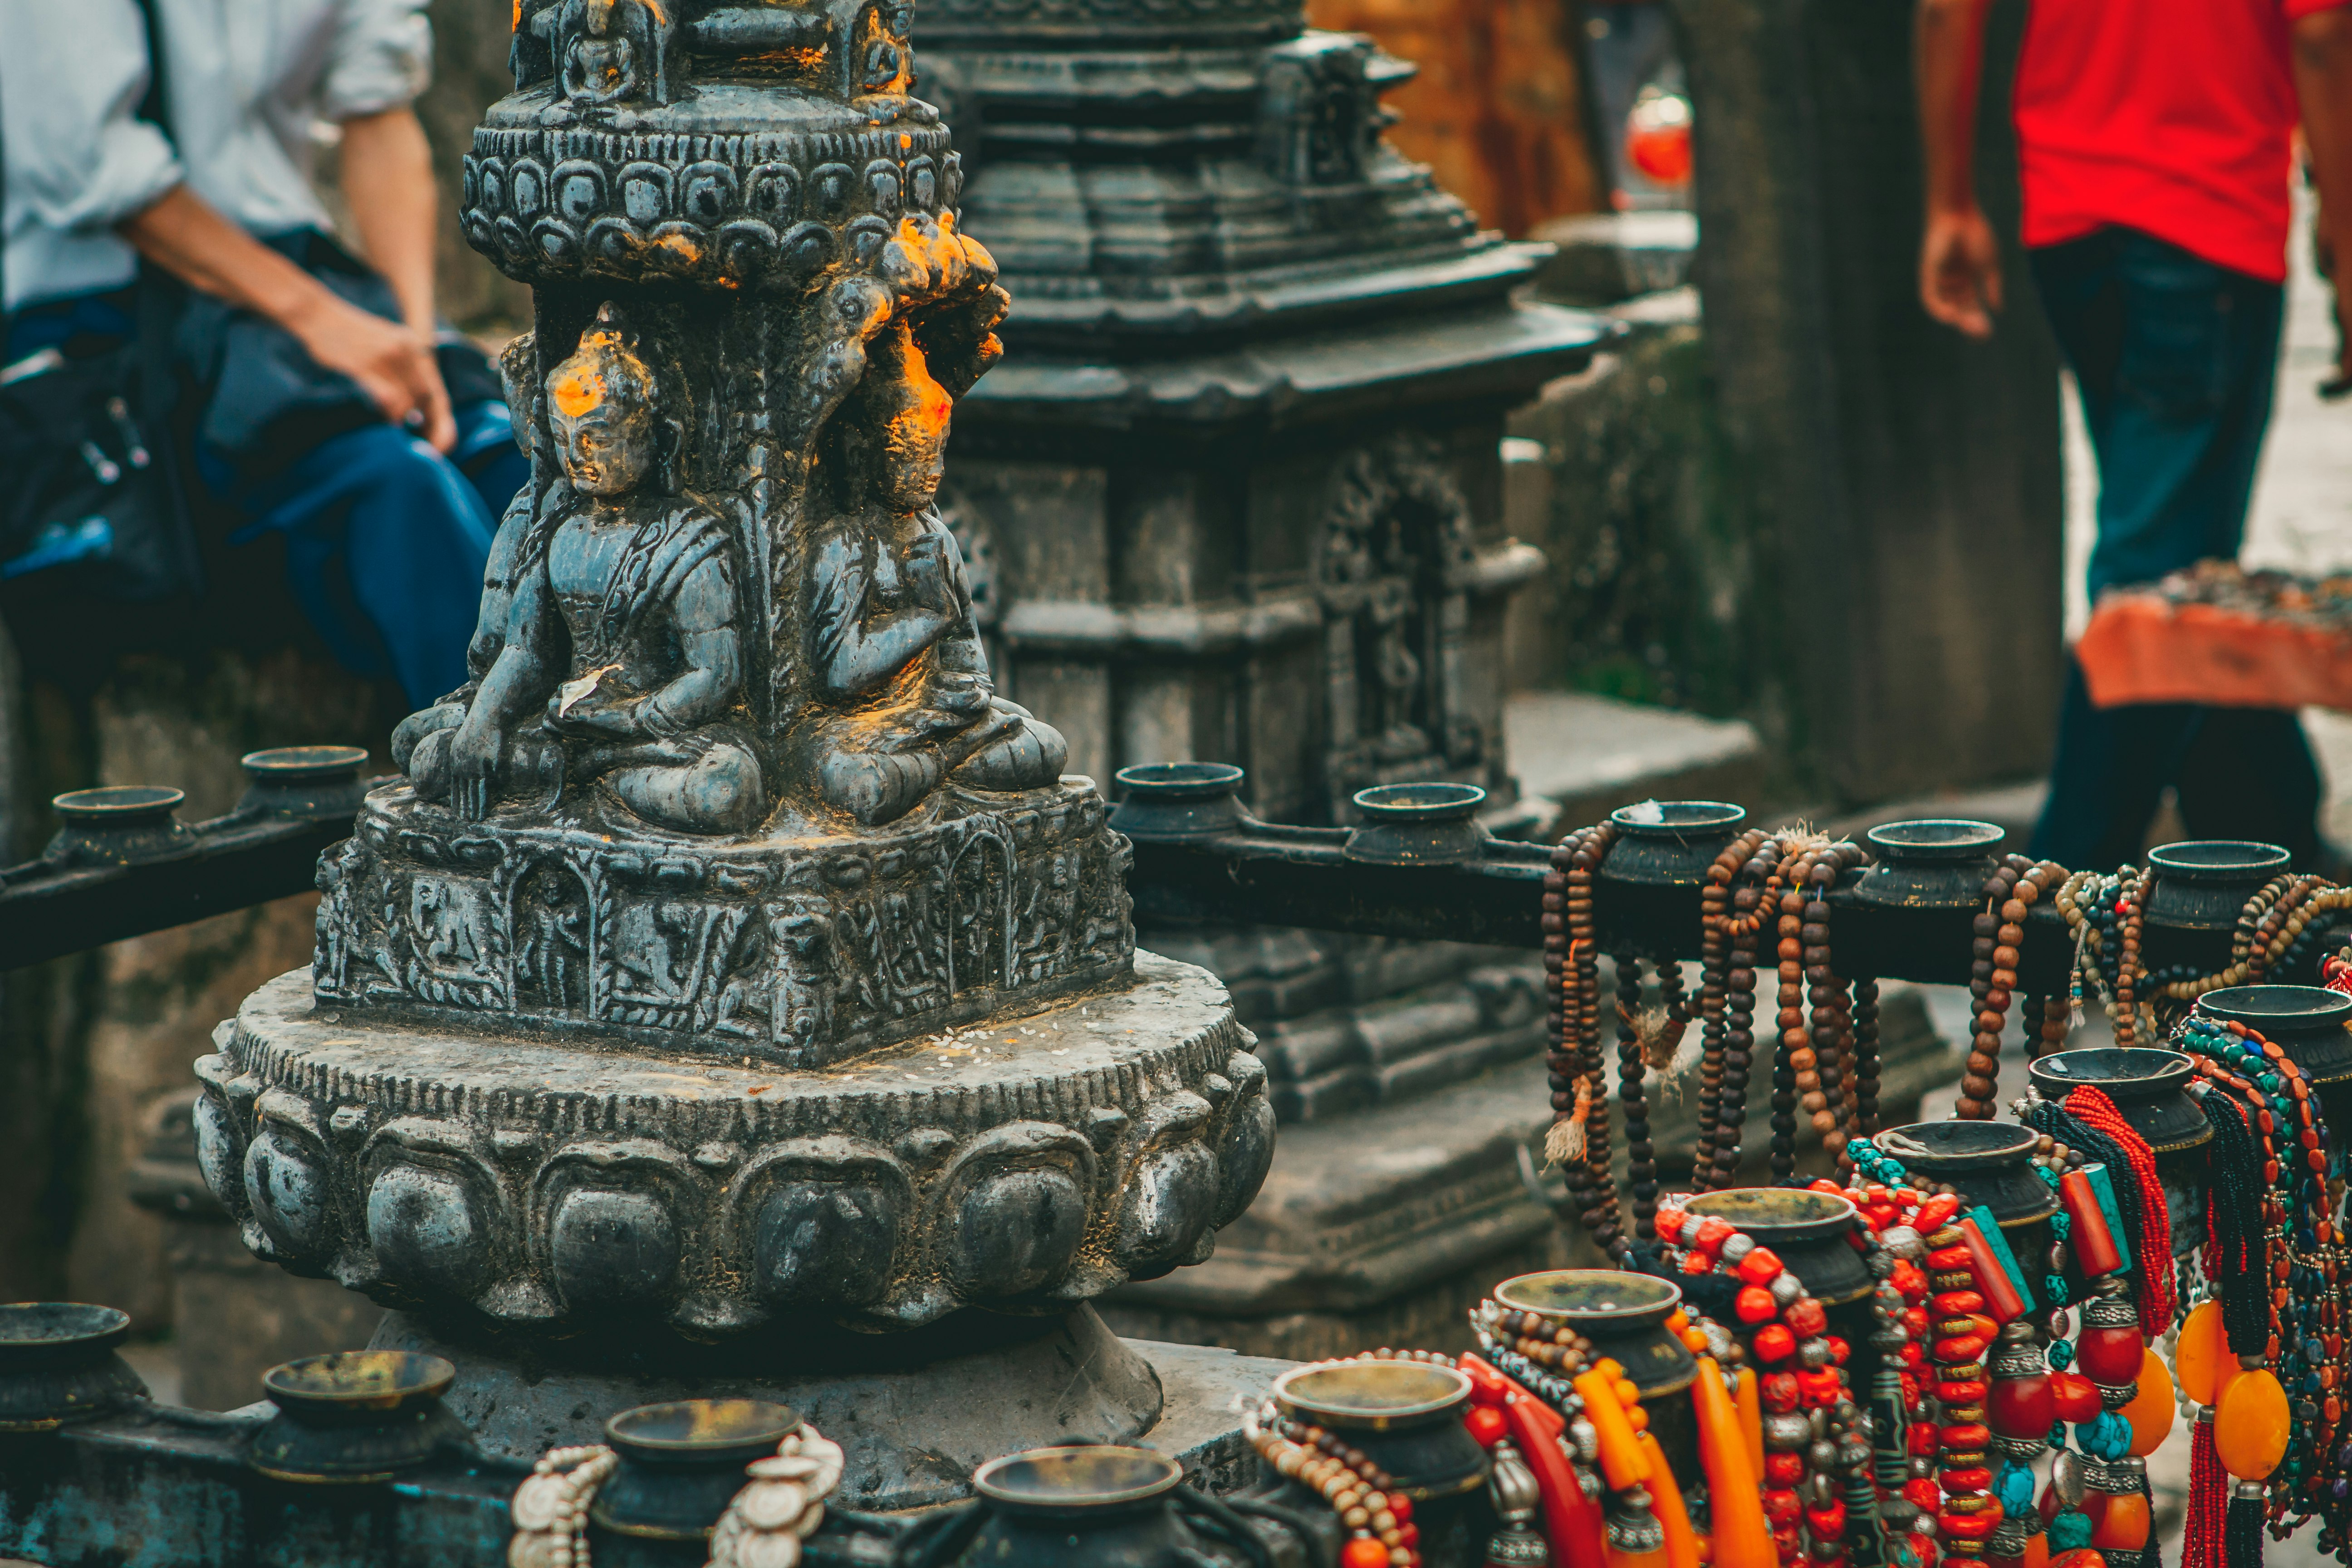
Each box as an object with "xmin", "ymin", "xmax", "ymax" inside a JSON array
[{"xmin": 0, "ymin": 0, "xmax": 519, "ymax": 708}]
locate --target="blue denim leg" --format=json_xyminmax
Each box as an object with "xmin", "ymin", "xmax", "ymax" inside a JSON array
[
  {"xmin": 226, "ymin": 413, "xmax": 503, "ymax": 709},
  {"xmin": 2024, "ymin": 229, "xmax": 2307, "ymax": 867}
]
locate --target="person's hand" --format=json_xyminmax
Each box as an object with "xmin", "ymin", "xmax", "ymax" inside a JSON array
[
  {"xmin": 448, "ymin": 714, "xmax": 504, "ymax": 820},
  {"xmin": 287, "ymin": 292, "xmax": 456, "ymax": 451},
  {"xmin": 1921, "ymin": 205, "xmax": 2004, "ymax": 338}
]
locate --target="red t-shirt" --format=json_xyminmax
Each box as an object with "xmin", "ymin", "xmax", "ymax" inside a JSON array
[{"xmin": 2013, "ymin": 0, "xmax": 2347, "ymax": 282}]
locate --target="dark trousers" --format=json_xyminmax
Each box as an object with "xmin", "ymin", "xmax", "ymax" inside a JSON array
[{"xmin": 2024, "ymin": 227, "xmax": 2321, "ymax": 869}]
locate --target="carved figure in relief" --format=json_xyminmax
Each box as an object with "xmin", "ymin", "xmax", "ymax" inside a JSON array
[
  {"xmin": 430, "ymin": 304, "xmax": 764, "ymax": 835},
  {"xmin": 786, "ymin": 279, "xmax": 1066, "ymax": 826}
]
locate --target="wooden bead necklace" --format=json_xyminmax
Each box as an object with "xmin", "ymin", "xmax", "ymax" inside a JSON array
[
  {"xmin": 1696, "ymin": 828, "xmax": 1772, "ymax": 1190},
  {"xmin": 1545, "ymin": 822, "xmax": 1628, "ymax": 1254},
  {"xmin": 1246, "ymin": 1398, "xmax": 1421, "ymax": 1568},
  {"xmin": 1955, "ymin": 857, "xmax": 2062, "ymax": 1121}
]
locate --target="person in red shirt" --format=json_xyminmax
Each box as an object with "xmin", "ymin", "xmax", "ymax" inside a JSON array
[{"xmin": 1916, "ymin": 0, "xmax": 2352, "ymax": 869}]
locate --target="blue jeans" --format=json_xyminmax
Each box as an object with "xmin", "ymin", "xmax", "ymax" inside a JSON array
[
  {"xmin": 209, "ymin": 408, "xmax": 522, "ymax": 709},
  {"xmin": 2024, "ymin": 228, "xmax": 2319, "ymax": 868}
]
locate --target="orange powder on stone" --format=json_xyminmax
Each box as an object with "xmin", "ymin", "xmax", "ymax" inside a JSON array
[{"xmin": 550, "ymin": 369, "xmax": 606, "ymax": 420}]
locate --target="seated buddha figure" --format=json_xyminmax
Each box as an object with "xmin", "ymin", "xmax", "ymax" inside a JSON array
[
  {"xmin": 787, "ymin": 313, "xmax": 1064, "ymax": 827},
  {"xmin": 420, "ymin": 303, "xmax": 764, "ymax": 835}
]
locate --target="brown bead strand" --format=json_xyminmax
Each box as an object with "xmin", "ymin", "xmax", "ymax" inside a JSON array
[
  {"xmin": 1561, "ymin": 824, "xmax": 1625, "ymax": 1254},
  {"xmin": 1642, "ymin": 959, "xmax": 1685, "ymax": 1230},
  {"xmin": 2113, "ymin": 866, "xmax": 2149, "ymax": 1048},
  {"xmin": 1956, "ymin": 857, "xmax": 2059, "ymax": 1119},
  {"xmin": 1615, "ymin": 950, "xmax": 1659, "ymax": 1240},
  {"xmin": 1768, "ymin": 843, "xmax": 1812, "ymax": 1183},
  {"xmin": 1845, "ymin": 974, "xmax": 1882, "ymax": 1158},
  {"xmin": 1694, "ymin": 828, "xmax": 1767, "ymax": 1191},
  {"xmin": 1715, "ymin": 838, "xmax": 1779, "ymax": 1185},
  {"xmin": 1802, "ymin": 852, "xmax": 1857, "ymax": 1149},
  {"xmin": 2028, "ymin": 994, "xmax": 2070, "ymax": 1061}
]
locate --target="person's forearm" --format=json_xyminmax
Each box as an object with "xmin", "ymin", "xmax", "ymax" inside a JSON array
[
  {"xmin": 117, "ymin": 185, "xmax": 343, "ymax": 338},
  {"xmin": 2295, "ymin": 7, "xmax": 2352, "ymax": 354},
  {"xmin": 339, "ymin": 108, "xmax": 439, "ymax": 336},
  {"xmin": 1917, "ymin": 0, "xmax": 1994, "ymax": 214}
]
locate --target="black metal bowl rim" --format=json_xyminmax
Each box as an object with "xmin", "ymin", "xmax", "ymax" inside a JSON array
[
  {"xmin": 603, "ymin": 1397, "xmax": 802, "ymax": 1455},
  {"xmin": 1872, "ymin": 1121, "xmax": 2040, "ymax": 1168},
  {"xmin": 1492, "ymin": 1269, "xmax": 1683, "ymax": 1325},
  {"xmin": 240, "ymin": 745, "xmax": 371, "ymax": 778},
  {"xmin": 2147, "ymin": 840, "xmax": 2293, "ymax": 879},
  {"xmin": 2027, "ymin": 1048, "xmax": 2194, "ymax": 1090},
  {"xmin": 2193, "ymin": 985, "xmax": 2352, "ymax": 1027},
  {"xmin": 1609, "ymin": 799, "xmax": 1747, "ymax": 837},
  {"xmin": 261, "ymin": 1350, "xmax": 454, "ymax": 1412},
  {"xmin": 1271, "ymin": 1361, "xmax": 1474, "ymax": 1428},
  {"xmin": 971, "ymin": 1446, "xmax": 1185, "ymax": 1510},
  {"xmin": 1351, "ymin": 782, "xmax": 1488, "ymax": 821},
  {"xmin": 1864, "ymin": 819, "xmax": 2006, "ymax": 859},
  {"xmin": 50, "ymin": 784, "xmax": 185, "ymax": 820},
  {"xmin": 0, "ymin": 1303, "xmax": 132, "ymax": 1352},
  {"xmin": 1683, "ymin": 1188, "xmax": 1861, "ymax": 1241},
  {"xmin": 248, "ymin": 1457, "xmax": 405, "ymax": 1485},
  {"xmin": 1113, "ymin": 762, "xmax": 1245, "ymax": 798}
]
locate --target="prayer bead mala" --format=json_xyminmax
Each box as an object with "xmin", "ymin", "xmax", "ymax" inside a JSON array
[
  {"xmin": 1955, "ymin": 858, "xmax": 2061, "ymax": 1121},
  {"xmin": 1546, "ymin": 822, "xmax": 1627, "ymax": 1254},
  {"xmin": 1247, "ymin": 1397, "xmax": 1422, "ymax": 1568},
  {"xmin": 1696, "ymin": 828, "xmax": 1772, "ymax": 1191},
  {"xmin": 2155, "ymin": 874, "xmax": 2352, "ymax": 1000},
  {"xmin": 1704, "ymin": 834, "xmax": 1784, "ymax": 1187}
]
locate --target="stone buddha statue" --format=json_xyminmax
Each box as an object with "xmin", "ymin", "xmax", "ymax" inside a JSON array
[
  {"xmin": 408, "ymin": 303, "xmax": 763, "ymax": 835},
  {"xmin": 784, "ymin": 267, "xmax": 1067, "ymax": 828}
]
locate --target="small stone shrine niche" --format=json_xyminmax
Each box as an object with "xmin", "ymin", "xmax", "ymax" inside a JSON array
[{"xmin": 321, "ymin": 0, "xmax": 1137, "ymax": 1063}]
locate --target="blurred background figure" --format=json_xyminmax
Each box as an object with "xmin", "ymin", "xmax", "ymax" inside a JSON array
[
  {"xmin": 1916, "ymin": 0, "xmax": 2352, "ymax": 869},
  {"xmin": 0, "ymin": 0, "xmax": 524, "ymax": 710}
]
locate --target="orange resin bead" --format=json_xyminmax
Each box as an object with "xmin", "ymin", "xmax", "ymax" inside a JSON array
[
  {"xmin": 2215, "ymin": 1367, "xmax": 2291, "ymax": 1480},
  {"xmin": 2172, "ymin": 1299, "xmax": 2228, "ymax": 1406},
  {"xmin": 2091, "ymin": 1490, "xmax": 2151, "ymax": 1552},
  {"xmin": 2121, "ymin": 1348, "xmax": 2175, "ymax": 1456}
]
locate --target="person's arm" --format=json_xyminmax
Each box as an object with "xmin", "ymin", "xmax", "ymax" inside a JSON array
[
  {"xmin": 118, "ymin": 186, "xmax": 455, "ymax": 450},
  {"xmin": 1916, "ymin": 0, "xmax": 2004, "ymax": 337},
  {"xmin": 338, "ymin": 106, "xmax": 438, "ymax": 338},
  {"xmin": 2294, "ymin": 4, "xmax": 2352, "ymax": 382}
]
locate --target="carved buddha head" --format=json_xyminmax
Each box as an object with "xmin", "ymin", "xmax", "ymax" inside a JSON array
[
  {"xmin": 838, "ymin": 317, "xmax": 952, "ymax": 515},
  {"xmin": 546, "ymin": 303, "xmax": 664, "ymax": 498}
]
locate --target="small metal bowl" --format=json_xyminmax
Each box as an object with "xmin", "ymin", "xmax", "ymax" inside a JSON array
[
  {"xmin": 1344, "ymin": 782, "xmax": 1490, "ymax": 866},
  {"xmin": 249, "ymin": 1350, "xmax": 466, "ymax": 1483},
  {"xmin": 43, "ymin": 785, "xmax": 191, "ymax": 867},
  {"xmin": 0, "ymin": 1303, "xmax": 146, "ymax": 1431},
  {"xmin": 1273, "ymin": 1359, "xmax": 1485, "ymax": 1499},
  {"xmin": 593, "ymin": 1398, "xmax": 803, "ymax": 1540},
  {"xmin": 1684, "ymin": 1188, "xmax": 1871, "ymax": 1305},
  {"xmin": 1107, "ymin": 762, "xmax": 1247, "ymax": 839},
  {"xmin": 237, "ymin": 745, "xmax": 373, "ymax": 820}
]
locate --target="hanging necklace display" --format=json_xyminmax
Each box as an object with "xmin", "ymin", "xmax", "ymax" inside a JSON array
[
  {"xmin": 1954, "ymin": 857, "xmax": 2062, "ymax": 1121},
  {"xmin": 2055, "ymin": 868, "xmax": 2156, "ymax": 1048},
  {"xmin": 2172, "ymin": 1012, "xmax": 2340, "ymax": 1558}
]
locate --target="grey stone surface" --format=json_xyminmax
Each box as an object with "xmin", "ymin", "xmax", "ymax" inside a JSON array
[{"xmin": 197, "ymin": 953, "xmax": 1273, "ymax": 1336}]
